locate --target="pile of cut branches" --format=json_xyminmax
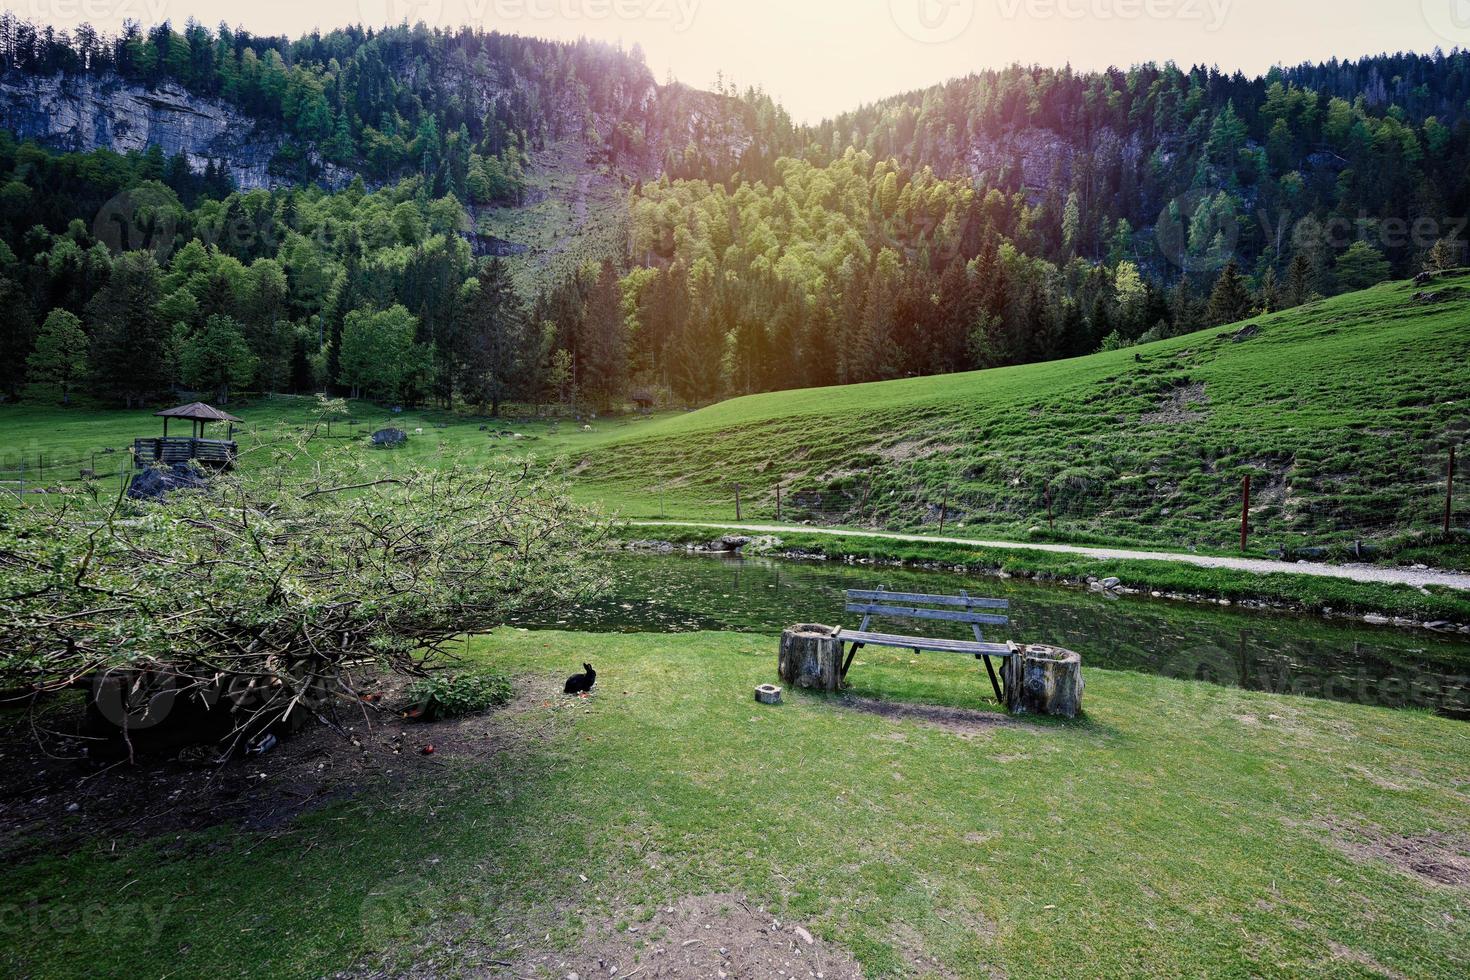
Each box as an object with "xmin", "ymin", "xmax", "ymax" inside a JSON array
[{"xmin": 0, "ymin": 433, "xmax": 607, "ymax": 751}]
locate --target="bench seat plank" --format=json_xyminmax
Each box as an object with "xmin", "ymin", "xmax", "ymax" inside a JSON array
[
  {"xmin": 844, "ymin": 603, "xmax": 1009, "ymax": 626},
  {"xmin": 837, "ymin": 629, "xmax": 1012, "ymax": 657},
  {"xmin": 845, "ymin": 589, "xmax": 1008, "ymax": 609}
]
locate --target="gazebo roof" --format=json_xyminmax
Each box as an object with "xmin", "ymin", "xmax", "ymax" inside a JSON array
[{"xmin": 154, "ymin": 402, "xmax": 243, "ymax": 424}]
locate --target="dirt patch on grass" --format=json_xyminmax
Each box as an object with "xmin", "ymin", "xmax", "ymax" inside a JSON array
[
  {"xmin": 0, "ymin": 674, "xmax": 571, "ymax": 861},
  {"xmin": 835, "ymin": 696, "xmax": 1021, "ymax": 735},
  {"xmin": 1320, "ymin": 818, "xmax": 1470, "ymax": 888},
  {"xmin": 508, "ymin": 892, "xmax": 863, "ymax": 979},
  {"xmin": 1327, "ymin": 941, "xmax": 1408, "ymax": 980},
  {"xmin": 1140, "ymin": 381, "xmax": 1210, "ymax": 425},
  {"xmin": 873, "ymin": 438, "xmax": 961, "ymax": 463}
]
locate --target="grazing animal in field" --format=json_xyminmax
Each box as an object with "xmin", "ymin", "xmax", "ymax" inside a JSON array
[{"xmin": 564, "ymin": 663, "xmax": 597, "ymax": 695}]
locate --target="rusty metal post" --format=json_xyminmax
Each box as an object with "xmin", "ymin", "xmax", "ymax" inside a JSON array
[
  {"xmin": 1446, "ymin": 445, "xmax": 1457, "ymax": 536},
  {"xmin": 1240, "ymin": 473, "xmax": 1252, "ymax": 551}
]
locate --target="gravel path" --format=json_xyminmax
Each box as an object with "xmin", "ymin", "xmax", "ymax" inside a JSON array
[{"xmin": 629, "ymin": 521, "xmax": 1470, "ymax": 592}]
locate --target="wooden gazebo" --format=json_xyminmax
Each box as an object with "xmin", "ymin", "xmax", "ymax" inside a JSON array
[
  {"xmin": 629, "ymin": 388, "xmax": 657, "ymax": 413},
  {"xmin": 133, "ymin": 402, "xmax": 242, "ymax": 469}
]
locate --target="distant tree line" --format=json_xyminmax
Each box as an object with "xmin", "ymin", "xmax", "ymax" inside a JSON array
[
  {"xmin": 0, "ymin": 131, "xmax": 631, "ymax": 413},
  {"xmin": 1, "ymin": 20, "xmax": 1468, "ymax": 410}
]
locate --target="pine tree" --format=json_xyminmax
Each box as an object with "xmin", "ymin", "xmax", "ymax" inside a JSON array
[
  {"xmin": 1204, "ymin": 260, "xmax": 1255, "ymax": 326},
  {"xmin": 1259, "ymin": 267, "xmax": 1282, "ymax": 314},
  {"xmin": 456, "ymin": 258, "xmax": 526, "ymax": 416},
  {"xmin": 0, "ymin": 275, "xmax": 35, "ymax": 400},
  {"xmin": 24, "ymin": 309, "xmax": 89, "ymax": 405},
  {"xmin": 1333, "ymin": 241, "xmax": 1391, "ymax": 292},
  {"xmin": 1284, "ymin": 253, "xmax": 1315, "ymax": 308},
  {"xmin": 87, "ymin": 251, "xmax": 167, "ymax": 407},
  {"xmin": 580, "ymin": 261, "xmax": 627, "ymax": 412}
]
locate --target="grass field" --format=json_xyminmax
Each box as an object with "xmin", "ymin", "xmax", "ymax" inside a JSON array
[
  {"xmin": 568, "ymin": 273, "xmax": 1470, "ymax": 563},
  {"xmin": 3, "ymin": 274, "xmax": 1469, "ymax": 617},
  {"xmin": 5, "ymin": 629, "xmax": 1469, "ymax": 978},
  {"xmin": 4, "ymin": 275, "xmax": 1467, "ymax": 556}
]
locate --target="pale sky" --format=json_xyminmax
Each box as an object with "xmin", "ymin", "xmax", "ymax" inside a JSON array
[{"xmin": 11, "ymin": 0, "xmax": 1469, "ymax": 122}]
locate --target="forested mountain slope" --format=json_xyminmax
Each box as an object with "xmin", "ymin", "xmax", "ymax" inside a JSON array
[{"xmin": 2, "ymin": 15, "xmax": 1470, "ymax": 415}]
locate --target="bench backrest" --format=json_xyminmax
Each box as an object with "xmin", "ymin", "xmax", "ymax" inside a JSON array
[{"xmin": 844, "ymin": 588, "xmax": 1009, "ymax": 637}]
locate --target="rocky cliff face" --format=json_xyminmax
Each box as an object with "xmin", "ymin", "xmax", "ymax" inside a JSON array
[
  {"xmin": 0, "ymin": 69, "xmax": 753, "ymax": 192},
  {"xmin": 0, "ymin": 72, "xmax": 352, "ymax": 190}
]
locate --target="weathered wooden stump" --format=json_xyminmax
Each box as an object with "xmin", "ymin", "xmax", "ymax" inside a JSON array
[
  {"xmin": 1004, "ymin": 644, "xmax": 1083, "ymax": 718},
  {"xmin": 778, "ymin": 624, "xmax": 843, "ymax": 691}
]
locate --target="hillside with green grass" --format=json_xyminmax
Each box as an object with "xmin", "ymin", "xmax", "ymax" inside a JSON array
[
  {"xmin": 3, "ymin": 275, "xmax": 1467, "ymax": 571},
  {"xmin": 572, "ymin": 274, "xmax": 1470, "ymax": 561}
]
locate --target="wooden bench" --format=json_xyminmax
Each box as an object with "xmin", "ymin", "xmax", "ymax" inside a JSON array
[{"xmin": 838, "ymin": 588, "xmax": 1015, "ymax": 704}]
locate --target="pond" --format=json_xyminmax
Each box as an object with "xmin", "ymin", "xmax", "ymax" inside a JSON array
[{"xmin": 518, "ymin": 552, "xmax": 1470, "ymax": 718}]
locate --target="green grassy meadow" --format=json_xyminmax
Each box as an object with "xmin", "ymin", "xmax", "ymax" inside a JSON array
[
  {"xmin": 3, "ymin": 274, "xmax": 1469, "ymax": 618},
  {"xmin": 6, "ymin": 629, "xmax": 1469, "ymax": 978},
  {"xmin": 569, "ymin": 274, "xmax": 1470, "ymax": 561},
  {"xmin": 4, "ymin": 275, "xmax": 1467, "ymax": 554}
]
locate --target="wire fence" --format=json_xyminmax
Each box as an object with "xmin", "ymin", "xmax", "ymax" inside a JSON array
[
  {"xmin": 642, "ymin": 444, "xmax": 1466, "ymax": 557},
  {"xmin": 5, "ymin": 423, "xmax": 1462, "ymax": 560},
  {"xmin": 0, "ymin": 447, "xmax": 136, "ymax": 497},
  {"xmin": 0, "ymin": 421, "xmax": 383, "ymax": 502}
]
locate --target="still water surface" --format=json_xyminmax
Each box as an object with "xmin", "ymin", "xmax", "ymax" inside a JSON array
[{"xmin": 519, "ymin": 552, "xmax": 1470, "ymax": 717}]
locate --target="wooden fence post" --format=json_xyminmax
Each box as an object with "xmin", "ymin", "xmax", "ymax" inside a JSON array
[
  {"xmin": 1240, "ymin": 474, "xmax": 1252, "ymax": 551},
  {"xmin": 775, "ymin": 483, "xmax": 782, "ymax": 522},
  {"xmin": 1045, "ymin": 481, "xmax": 1054, "ymax": 531},
  {"xmin": 733, "ymin": 483, "xmax": 742, "ymax": 521},
  {"xmin": 938, "ymin": 489, "xmax": 949, "ymax": 533},
  {"xmin": 1446, "ymin": 445, "xmax": 1457, "ymax": 536}
]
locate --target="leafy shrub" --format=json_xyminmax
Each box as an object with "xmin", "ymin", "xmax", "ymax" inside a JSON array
[
  {"xmin": 0, "ymin": 433, "xmax": 607, "ymax": 740},
  {"xmin": 407, "ymin": 671, "xmax": 513, "ymax": 719}
]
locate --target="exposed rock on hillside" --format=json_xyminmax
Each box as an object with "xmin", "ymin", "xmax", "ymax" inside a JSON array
[
  {"xmin": 0, "ymin": 73, "xmax": 323, "ymax": 189},
  {"xmin": 0, "ymin": 69, "xmax": 756, "ymax": 193}
]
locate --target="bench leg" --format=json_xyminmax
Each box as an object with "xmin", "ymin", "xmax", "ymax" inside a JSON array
[
  {"xmin": 841, "ymin": 642, "xmax": 863, "ymax": 679},
  {"xmin": 981, "ymin": 654, "xmax": 1003, "ymax": 706}
]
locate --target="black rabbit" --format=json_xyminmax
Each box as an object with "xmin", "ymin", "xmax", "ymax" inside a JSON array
[{"xmin": 564, "ymin": 663, "xmax": 597, "ymax": 695}]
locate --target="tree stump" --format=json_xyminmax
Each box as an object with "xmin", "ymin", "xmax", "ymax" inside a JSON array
[
  {"xmin": 1004, "ymin": 644, "xmax": 1083, "ymax": 718},
  {"xmin": 778, "ymin": 624, "xmax": 843, "ymax": 691}
]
